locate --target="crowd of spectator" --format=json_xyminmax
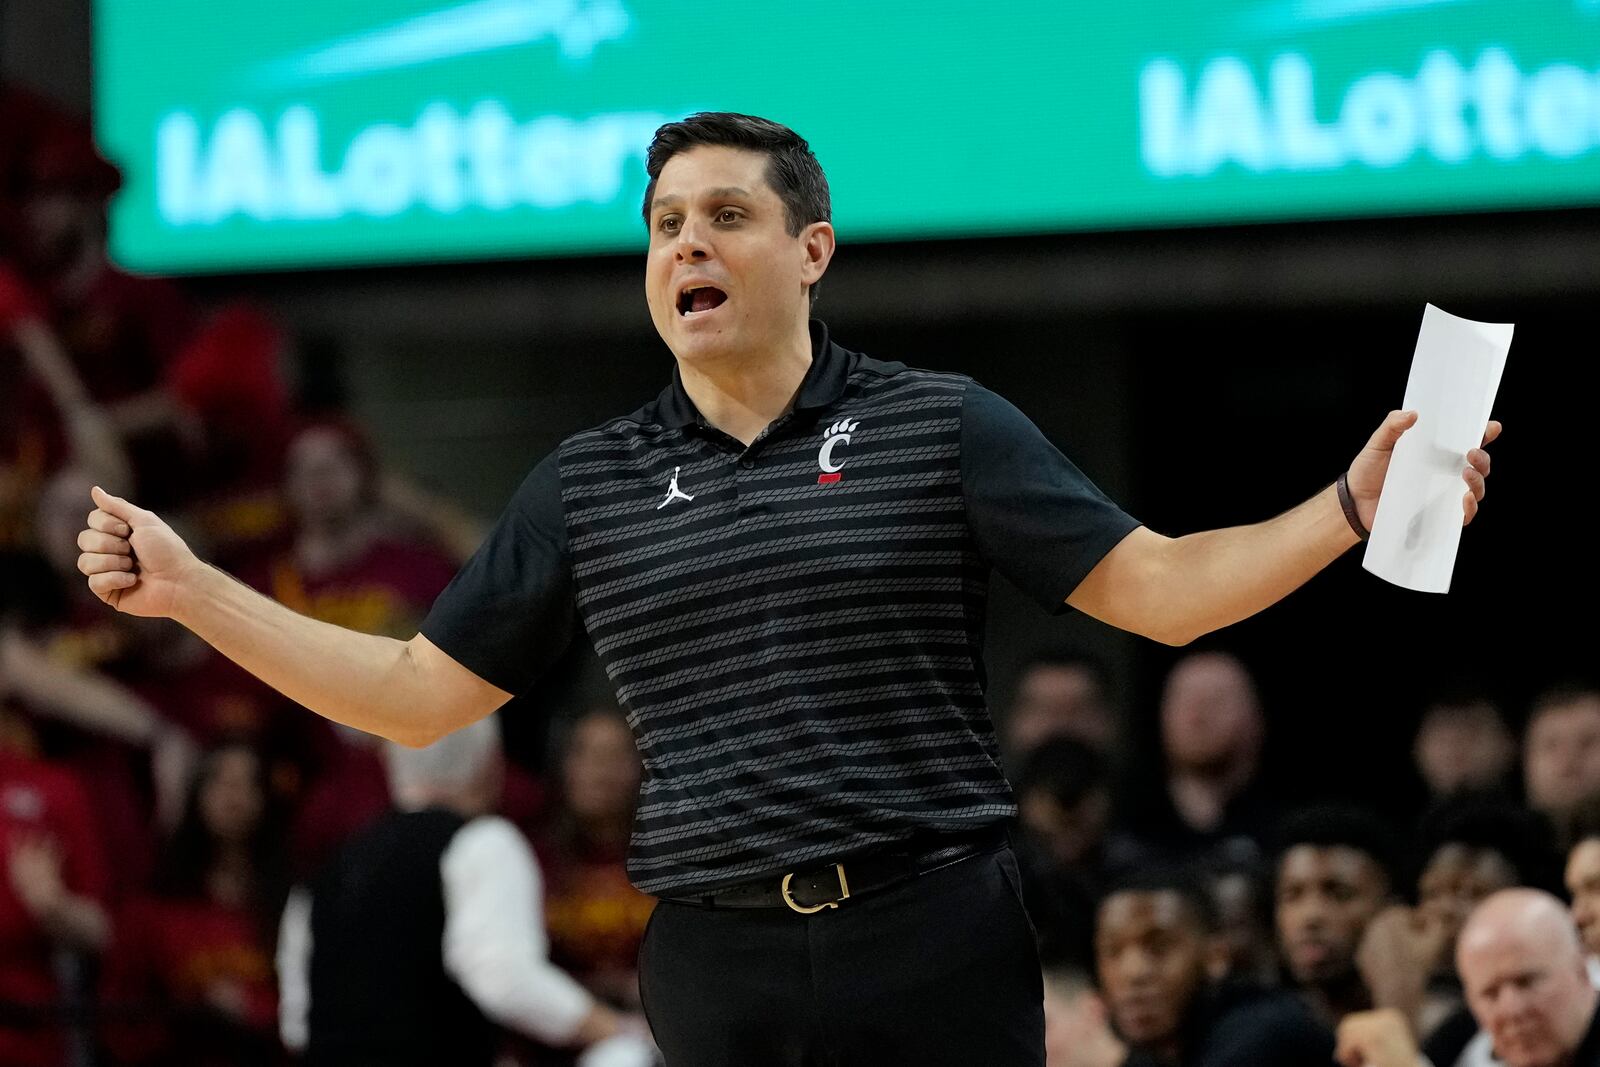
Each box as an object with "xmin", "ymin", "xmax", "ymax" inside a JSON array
[
  {"xmin": 5, "ymin": 79, "xmax": 1596, "ymax": 1067},
  {"xmin": 0, "ymin": 81, "xmax": 653, "ymax": 1065},
  {"xmin": 1009, "ymin": 648, "xmax": 1600, "ymax": 1066}
]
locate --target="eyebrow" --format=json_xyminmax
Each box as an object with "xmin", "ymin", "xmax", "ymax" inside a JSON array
[{"xmin": 650, "ymin": 186, "xmax": 755, "ymax": 211}]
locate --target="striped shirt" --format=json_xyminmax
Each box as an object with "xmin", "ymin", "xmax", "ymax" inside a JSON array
[{"xmin": 423, "ymin": 321, "xmax": 1140, "ymax": 895}]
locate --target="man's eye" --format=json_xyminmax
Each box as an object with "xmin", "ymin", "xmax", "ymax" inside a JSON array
[
  {"xmin": 658, "ymin": 217, "xmax": 679, "ymax": 233},
  {"xmin": 718, "ymin": 210, "xmax": 739, "ymax": 223}
]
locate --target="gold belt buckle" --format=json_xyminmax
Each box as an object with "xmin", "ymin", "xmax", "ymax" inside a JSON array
[{"xmin": 781, "ymin": 863, "xmax": 851, "ymax": 914}]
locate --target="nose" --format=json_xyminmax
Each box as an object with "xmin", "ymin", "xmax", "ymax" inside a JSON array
[
  {"xmin": 1297, "ymin": 902, "xmax": 1330, "ymax": 932},
  {"xmin": 1121, "ymin": 946, "xmax": 1159, "ymax": 982},
  {"xmin": 1492, "ymin": 985, "xmax": 1532, "ymax": 1023},
  {"xmin": 673, "ymin": 218, "xmax": 711, "ymax": 262}
]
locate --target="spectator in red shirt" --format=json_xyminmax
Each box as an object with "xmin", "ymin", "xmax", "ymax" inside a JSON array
[
  {"xmin": 13, "ymin": 121, "xmax": 198, "ymax": 511},
  {"xmin": 538, "ymin": 707, "xmax": 654, "ymax": 1011},
  {"xmin": 0, "ymin": 714, "xmax": 110, "ymax": 1066},
  {"xmin": 102, "ymin": 740, "xmax": 288, "ymax": 1066},
  {"xmin": 242, "ymin": 419, "xmax": 464, "ymax": 873},
  {"xmin": 245, "ymin": 419, "xmax": 459, "ymax": 642},
  {"xmin": 0, "ymin": 262, "xmax": 130, "ymax": 551}
]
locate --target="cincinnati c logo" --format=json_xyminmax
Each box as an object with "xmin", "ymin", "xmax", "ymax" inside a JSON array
[{"xmin": 817, "ymin": 419, "xmax": 859, "ymax": 485}]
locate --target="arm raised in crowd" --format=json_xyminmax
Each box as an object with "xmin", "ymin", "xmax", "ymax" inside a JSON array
[{"xmin": 77, "ymin": 487, "xmax": 507, "ymax": 747}]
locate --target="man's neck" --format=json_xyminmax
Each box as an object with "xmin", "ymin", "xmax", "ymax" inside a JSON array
[{"xmin": 677, "ymin": 324, "xmax": 814, "ymax": 447}]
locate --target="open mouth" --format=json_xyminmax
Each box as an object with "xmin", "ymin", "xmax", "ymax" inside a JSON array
[{"xmin": 677, "ymin": 284, "xmax": 728, "ymax": 317}]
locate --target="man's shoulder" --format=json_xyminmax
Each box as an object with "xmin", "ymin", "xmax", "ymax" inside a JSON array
[{"xmin": 848, "ymin": 348, "xmax": 971, "ymax": 392}]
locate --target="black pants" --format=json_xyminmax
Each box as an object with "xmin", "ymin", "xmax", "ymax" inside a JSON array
[{"xmin": 638, "ymin": 845, "xmax": 1045, "ymax": 1066}]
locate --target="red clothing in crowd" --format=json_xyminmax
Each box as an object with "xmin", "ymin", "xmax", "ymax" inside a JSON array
[
  {"xmin": 0, "ymin": 749, "xmax": 108, "ymax": 1066},
  {"xmin": 100, "ymin": 894, "xmax": 281, "ymax": 1066},
  {"xmin": 241, "ymin": 536, "xmax": 459, "ymax": 871},
  {"xmin": 0, "ymin": 262, "xmax": 63, "ymax": 551},
  {"xmin": 537, "ymin": 829, "xmax": 655, "ymax": 1006},
  {"xmin": 243, "ymin": 537, "xmax": 458, "ymax": 643},
  {"xmin": 169, "ymin": 303, "xmax": 293, "ymax": 557},
  {"xmin": 129, "ymin": 648, "xmax": 295, "ymax": 752}
]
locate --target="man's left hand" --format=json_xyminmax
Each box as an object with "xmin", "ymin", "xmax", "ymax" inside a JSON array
[{"xmin": 1346, "ymin": 410, "xmax": 1501, "ymax": 531}]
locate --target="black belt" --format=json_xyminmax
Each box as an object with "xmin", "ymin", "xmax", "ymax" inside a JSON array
[{"xmin": 665, "ymin": 825, "xmax": 1010, "ymax": 912}]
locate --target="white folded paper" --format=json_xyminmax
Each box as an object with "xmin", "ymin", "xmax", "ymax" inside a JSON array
[{"xmin": 1362, "ymin": 304, "xmax": 1511, "ymax": 593}]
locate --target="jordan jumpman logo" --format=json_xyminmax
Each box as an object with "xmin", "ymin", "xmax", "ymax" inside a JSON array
[{"xmin": 657, "ymin": 466, "xmax": 695, "ymax": 509}]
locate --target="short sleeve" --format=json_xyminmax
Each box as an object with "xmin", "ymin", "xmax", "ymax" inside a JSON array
[
  {"xmin": 961, "ymin": 383, "xmax": 1141, "ymax": 615},
  {"xmin": 420, "ymin": 450, "xmax": 576, "ymax": 695}
]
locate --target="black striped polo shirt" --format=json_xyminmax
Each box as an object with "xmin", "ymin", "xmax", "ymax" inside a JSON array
[{"xmin": 422, "ymin": 321, "xmax": 1140, "ymax": 896}]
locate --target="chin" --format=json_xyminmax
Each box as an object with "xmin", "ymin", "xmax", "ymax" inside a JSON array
[{"xmin": 669, "ymin": 328, "xmax": 742, "ymax": 363}]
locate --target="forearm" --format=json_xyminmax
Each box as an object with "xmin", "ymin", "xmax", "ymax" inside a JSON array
[
  {"xmin": 14, "ymin": 322, "xmax": 132, "ymax": 485},
  {"xmin": 0, "ymin": 630, "xmax": 167, "ymax": 745},
  {"xmin": 172, "ymin": 563, "xmax": 437, "ymax": 745},
  {"xmin": 1160, "ymin": 483, "xmax": 1359, "ymax": 644},
  {"xmin": 35, "ymin": 892, "xmax": 110, "ymax": 953}
]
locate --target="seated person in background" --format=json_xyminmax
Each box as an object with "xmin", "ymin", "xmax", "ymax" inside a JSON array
[
  {"xmin": 1014, "ymin": 736, "xmax": 1116, "ymax": 963},
  {"xmin": 1044, "ymin": 961, "xmax": 1126, "ymax": 1067},
  {"xmin": 1203, "ymin": 855, "xmax": 1277, "ymax": 986},
  {"xmin": 1117, "ymin": 651, "xmax": 1274, "ymax": 869},
  {"xmin": 1337, "ymin": 889, "xmax": 1600, "ymax": 1067},
  {"xmin": 1359, "ymin": 796, "xmax": 1560, "ymax": 1065},
  {"xmin": 537, "ymin": 706, "xmax": 656, "ymax": 1011},
  {"xmin": 0, "ymin": 707, "xmax": 110, "ymax": 1067},
  {"xmin": 1095, "ymin": 867, "xmax": 1334, "ymax": 1067},
  {"xmin": 1524, "ymin": 684, "xmax": 1600, "ymax": 850},
  {"xmin": 101, "ymin": 741, "xmax": 287, "ymax": 1066},
  {"xmin": 1562, "ymin": 793, "xmax": 1600, "ymax": 971},
  {"xmin": 1412, "ymin": 689, "xmax": 1517, "ymax": 809},
  {"xmin": 1274, "ymin": 805, "xmax": 1402, "ymax": 1028},
  {"xmin": 1001, "ymin": 649, "xmax": 1118, "ymax": 762},
  {"xmin": 278, "ymin": 716, "xmax": 654, "ymax": 1067}
]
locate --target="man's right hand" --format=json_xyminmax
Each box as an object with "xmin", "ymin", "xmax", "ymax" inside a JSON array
[{"xmin": 79, "ymin": 486, "xmax": 202, "ymax": 619}]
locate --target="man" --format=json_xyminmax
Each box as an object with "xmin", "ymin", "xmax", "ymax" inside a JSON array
[
  {"xmin": 1358, "ymin": 797, "xmax": 1559, "ymax": 1063},
  {"xmin": 74, "ymin": 112, "xmax": 1498, "ymax": 1065},
  {"xmin": 1119, "ymin": 651, "xmax": 1274, "ymax": 867},
  {"xmin": 276, "ymin": 716, "xmax": 652, "ymax": 1066},
  {"xmin": 1562, "ymin": 795, "xmax": 1600, "ymax": 964},
  {"xmin": 1273, "ymin": 805, "xmax": 1400, "ymax": 1027},
  {"xmin": 1413, "ymin": 691, "xmax": 1516, "ymax": 805},
  {"xmin": 1336, "ymin": 889, "xmax": 1600, "ymax": 1067},
  {"xmin": 1094, "ymin": 871, "xmax": 1334, "ymax": 1066},
  {"xmin": 1003, "ymin": 649, "xmax": 1117, "ymax": 759},
  {"xmin": 1015, "ymin": 736, "xmax": 1116, "ymax": 962},
  {"xmin": 1525, "ymin": 686, "xmax": 1600, "ymax": 845}
]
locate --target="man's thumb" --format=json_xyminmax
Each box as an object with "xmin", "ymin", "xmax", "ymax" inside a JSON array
[
  {"xmin": 1366, "ymin": 410, "xmax": 1419, "ymax": 453},
  {"xmin": 91, "ymin": 485, "xmax": 152, "ymax": 527}
]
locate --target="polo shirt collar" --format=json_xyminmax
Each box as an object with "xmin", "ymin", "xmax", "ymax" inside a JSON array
[{"xmin": 657, "ymin": 319, "xmax": 850, "ymax": 430}]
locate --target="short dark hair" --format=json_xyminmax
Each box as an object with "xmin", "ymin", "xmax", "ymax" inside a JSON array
[
  {"xmin": 1271, "ymin": 805, "xmax": 1402, "ymax": 893},
  {"xmin": 642, "ymin": 112, "xmax": 830, "ymax": 238},
  {"xmin": 1419, "ymin": 794, "xmax": 1560, "ymax": 893},
  {"xmin": 1099, "ymin": 865, "xmax": 1221, "ymax": 936}
]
